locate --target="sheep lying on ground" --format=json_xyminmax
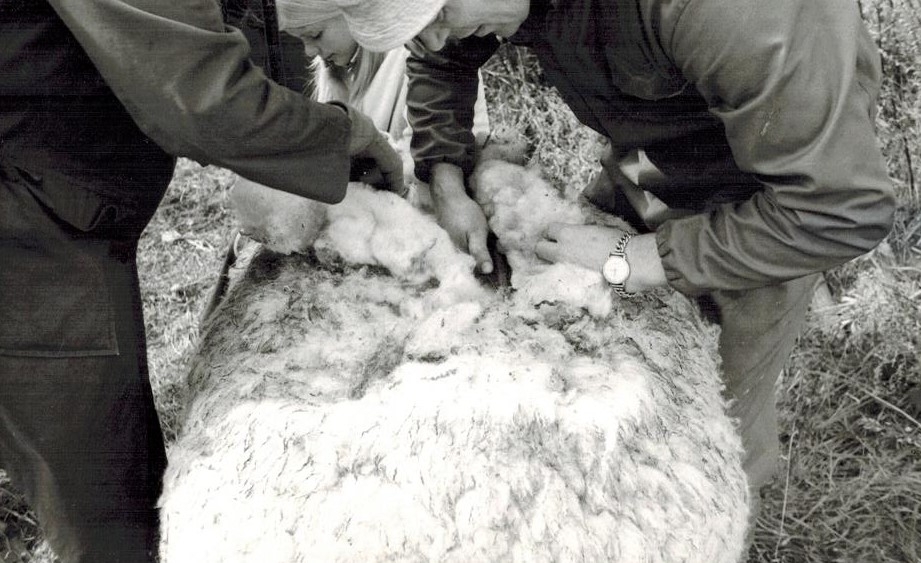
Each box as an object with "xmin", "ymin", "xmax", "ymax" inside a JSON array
[{"xmin": 159, "ymin": 158, "xmax": 749, "ymax": 562}]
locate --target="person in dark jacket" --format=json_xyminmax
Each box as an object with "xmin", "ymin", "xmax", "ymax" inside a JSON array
[
  {"xmin": 0, "ymin": 0, "xmax": 404, "ymax": 561},
  {"xmin": 325, "ymin": 0, "xmax": 896, "ymax": 546}
]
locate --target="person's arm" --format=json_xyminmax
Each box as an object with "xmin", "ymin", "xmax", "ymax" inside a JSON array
[
  {"xmin": 48, "ymin": 0, "xmax": 352, "ymax": 203},
  {"xmin": 654, "ymin": 0, "xmax": 895, "ymax": 295},
  {"xmin": 405, "ymin": 36, "xmax": 501, "ymax": 273},
  {"xmin": 405, "ymin": 35, "xmax": 499, "ymax": 184}
]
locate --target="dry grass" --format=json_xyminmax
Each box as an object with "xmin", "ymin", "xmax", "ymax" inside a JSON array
[
  {"xmin": 2, "ymin": 0, "xmax": 919, "ymax": 561},
  {"xmin": 751, "ymin": 237, "xmax": 921, "ymax": 562},
  {"xmin": 0, "ymin": 473, "xmax": 38, "ymax": 560},
  {"xmin": 861, "ymin": 0, "xmax": 921, "ymax": 205},
  {"xmin": 135, "ymin": 162, "xmax": 238, "ymax": 443}
]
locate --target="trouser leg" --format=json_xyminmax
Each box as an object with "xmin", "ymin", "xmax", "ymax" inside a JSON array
[
  {"xmin": 0, "ymin": 255, "xmax": 166, "ymax": 563},
  {"xmin": 709, "ymin": 274, "xmax": 819, "ymax": 541},
  {"xmin": 0, "ymin": 174, "xmax": 166, "ymax": 563}
]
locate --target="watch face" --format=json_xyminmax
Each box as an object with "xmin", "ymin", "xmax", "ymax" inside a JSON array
[{"xmin": 602, "ymin": 255, "xmax": 630, "ymax": 285}]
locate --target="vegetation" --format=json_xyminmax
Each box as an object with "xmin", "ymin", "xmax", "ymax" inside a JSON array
[{"xmin": 2, "ymin": 0, "xmax": 918, "ymax": 560}]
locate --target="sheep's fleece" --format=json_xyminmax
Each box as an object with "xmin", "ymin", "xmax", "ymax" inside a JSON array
[{"xmin": 160, "ymin": 159, "xmax": 749, "ymax": 563}]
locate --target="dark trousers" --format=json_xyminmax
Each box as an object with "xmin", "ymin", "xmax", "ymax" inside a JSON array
[{"xmin": 0, "ymin": 164, "xmax": 166, "ymax": 562}]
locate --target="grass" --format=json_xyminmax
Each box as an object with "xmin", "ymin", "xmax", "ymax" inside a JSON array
[
  {"xmin": 135, "ymin": 163, "xmax": 239, "ymax": 444},
  {"xmin": 2, "ymin": 0, "xmax": 919, "ymax": 560}
]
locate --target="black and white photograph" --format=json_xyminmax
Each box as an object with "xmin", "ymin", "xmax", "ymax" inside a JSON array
[{"xmin": 1, "ymin": 0, "xmax": 919, "ymax": 561}]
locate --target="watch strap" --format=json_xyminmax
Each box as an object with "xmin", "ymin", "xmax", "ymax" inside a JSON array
[{"xmin": 610, "ymin": 232, "xmax": 635, "ymax": 298}]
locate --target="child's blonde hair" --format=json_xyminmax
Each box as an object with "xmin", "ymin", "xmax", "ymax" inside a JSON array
[
  {"xmin": 274, "ymin": 0, "xmax": 388, "ymax": 103},
  {"xmin": 310, "ymin": 48, "xmax": 387, "ymax": 105}
]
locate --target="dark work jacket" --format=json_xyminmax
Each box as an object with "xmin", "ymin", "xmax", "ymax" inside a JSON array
[
  {"xmin": 220, "ymin": 0, "xmax": 312, "ymax": 94},
  {"xmin": 0, "ymin": 0, "xmax": 175, "ymax": 225},
  {"xmin": 0, "ymin": 0, "xmax": 349, "ymax": 356},
  {"xmin": 405, "ymin": 0, "xmax": 896, "ymax": 295},
  {"xmin": 1, "ymin": 0, "xmax": 351, "ymax": 210}
]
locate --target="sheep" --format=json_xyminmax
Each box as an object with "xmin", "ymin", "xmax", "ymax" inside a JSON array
[{"xmin": 159, "ymin": 156, "xmax": 750, "ymax": 563}]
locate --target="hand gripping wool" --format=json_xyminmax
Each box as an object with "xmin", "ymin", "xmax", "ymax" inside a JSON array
[{"xmin": 160, "ymin": 159, "xmax": 750, "ymax": 562}]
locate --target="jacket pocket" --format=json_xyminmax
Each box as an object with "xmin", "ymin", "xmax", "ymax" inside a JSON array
[
  {"xmin": 603, "ymin": 44, "xmax": 688, "ymax": 101},
  {"xmin": 0, "ymin": 164, "xmax": 119, "ymax": 357}
]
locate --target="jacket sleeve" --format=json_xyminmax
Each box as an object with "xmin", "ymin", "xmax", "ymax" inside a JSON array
[
  {"xmin": 47, "ymin": 0, "xmax": 350, "ymax": 203},
  {"xmin": 405, "ymin": 35, "xmax": 499, "ymax": 183},
  {"xmin": 654, "ymin": 0, "xmax": 895, "ymax": 295}
]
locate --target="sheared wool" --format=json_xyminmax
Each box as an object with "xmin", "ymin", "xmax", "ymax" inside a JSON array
[
  {"xmin": 229, "ymin": 176, "xmax": 328, "ymax": 255},
  {"xmin": 160, "ymin": 157, "xmax": 749, "ymax": 562},
  {"xmin": 229, "ymin": 135, "xmax": 427, "ymax": 257}
]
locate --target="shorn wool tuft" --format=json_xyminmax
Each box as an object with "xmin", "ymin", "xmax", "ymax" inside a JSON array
[{"xmin": 159, "ymin": 157, "xmax": 749, "ymax": 562}]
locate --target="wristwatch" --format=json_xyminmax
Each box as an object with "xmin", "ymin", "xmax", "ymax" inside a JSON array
[{"xmin": 601, "ymin": 232, "xmax": 635, "ymax": 298}]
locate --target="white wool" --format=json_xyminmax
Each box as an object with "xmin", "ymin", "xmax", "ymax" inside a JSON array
[
  {"xmin": 404, "ymin": 301, "xmax": 485, "ymax": 358},
  {"xmin": 315, "ymin": 185, "xmax": 490, "ymax": 316},
  {"xmin": 228, "ymin": 134, "xmax": 431, "ymax": 257},
  {"xmin": 229, "ymin": 176, "xmax": 327, "ymax": 255},
  {"xmin": 319, "ymin": 186, "xmax": 480, "ymax": 286},
  {"xmin": 163, "ymin": 157, "xmax": 749, "ymax": 562},
  {"xmin": 473, "ymin": 160, "xmax": 586, "ymax": 275},
  {"xmin": 511, "ymin": 264, "xmax": 614, "ymax": 318},
  {"xmin": 472, "ymin": 159, "xmax": 628, "ymax": 316}
]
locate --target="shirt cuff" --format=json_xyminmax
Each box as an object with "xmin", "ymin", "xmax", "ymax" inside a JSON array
[{"xmin": 655, "ymin": 220, "xmax": 705, "ymax": 297}]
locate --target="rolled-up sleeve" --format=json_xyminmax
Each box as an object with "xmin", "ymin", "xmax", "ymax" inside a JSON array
[
  {"xmin": 48, "ymin": 0, "xmax": 350, "ymax": 203},
  {"xmin": 405, "ymin": 35, "xmax": 499, "ymax": 183},
  {"xmin": 655, "ymin": 0, "xmax": 895, "ymax": 295}
]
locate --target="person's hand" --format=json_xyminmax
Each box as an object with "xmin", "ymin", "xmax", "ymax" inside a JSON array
[
  {"xmin": 536, "ymin": 223, "xmax": 668, "ymax": 294},
  {"xmin": 536, "ymin": 223, "xmax": 625, "ymax": 272},
  {"xmin": 431, "ymin": 162, "xmax": 493, "ymax": 274},
  {"xmin": 336, "ymin": 103, "xmax": 406, "ymax": 196}
]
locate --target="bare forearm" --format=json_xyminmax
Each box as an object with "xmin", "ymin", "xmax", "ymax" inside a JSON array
[
  {"xmin": 430, "ymin": 162, "xmax": 468, "ymax": 203},
  {"xmin": 624, "ymin": 234, "xmax": 667, "ymax": 293}
]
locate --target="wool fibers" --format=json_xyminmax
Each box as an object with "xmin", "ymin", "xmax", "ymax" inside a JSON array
[{"xmin": 160, "ymin": 159, "xmax": 749, "ymax": 562}]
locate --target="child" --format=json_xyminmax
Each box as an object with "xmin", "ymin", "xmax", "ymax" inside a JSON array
[
  {"xmin": 276, "ymin": 0, "xmax": 490, "ymax": 145},
  {"xmin": 210, "ymin": 1, "xmax": 493, "ymax": 319},
  {"xmin": 229, "ymin": 1, "xmax": 491, "ymax": 254}
]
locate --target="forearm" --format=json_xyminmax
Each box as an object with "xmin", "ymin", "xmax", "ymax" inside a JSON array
[
  {"xmin": 656, "ymin": 180, "xmax": 895, "ymax": 295},
  {"xmin": 624, "ymin": 234, "xmax": 667, "ymax": 294}
]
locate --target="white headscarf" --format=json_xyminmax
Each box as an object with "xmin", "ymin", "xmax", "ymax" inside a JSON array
[
  {"xmin": 275, "ymin": 0, "xmax": 342, "ymax": 31},
  {"xmin": 340, "ymin": 0, "xmax": 445, "ymax": 52},
  {"xmin": 277, "ymin": 0, "xmax": 446, "ymax": 51}
]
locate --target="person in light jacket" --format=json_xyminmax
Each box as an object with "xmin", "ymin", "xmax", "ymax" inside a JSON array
[{"xmin": 276, "ymin": 0, "xmax": 491, "ymax": 240}]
